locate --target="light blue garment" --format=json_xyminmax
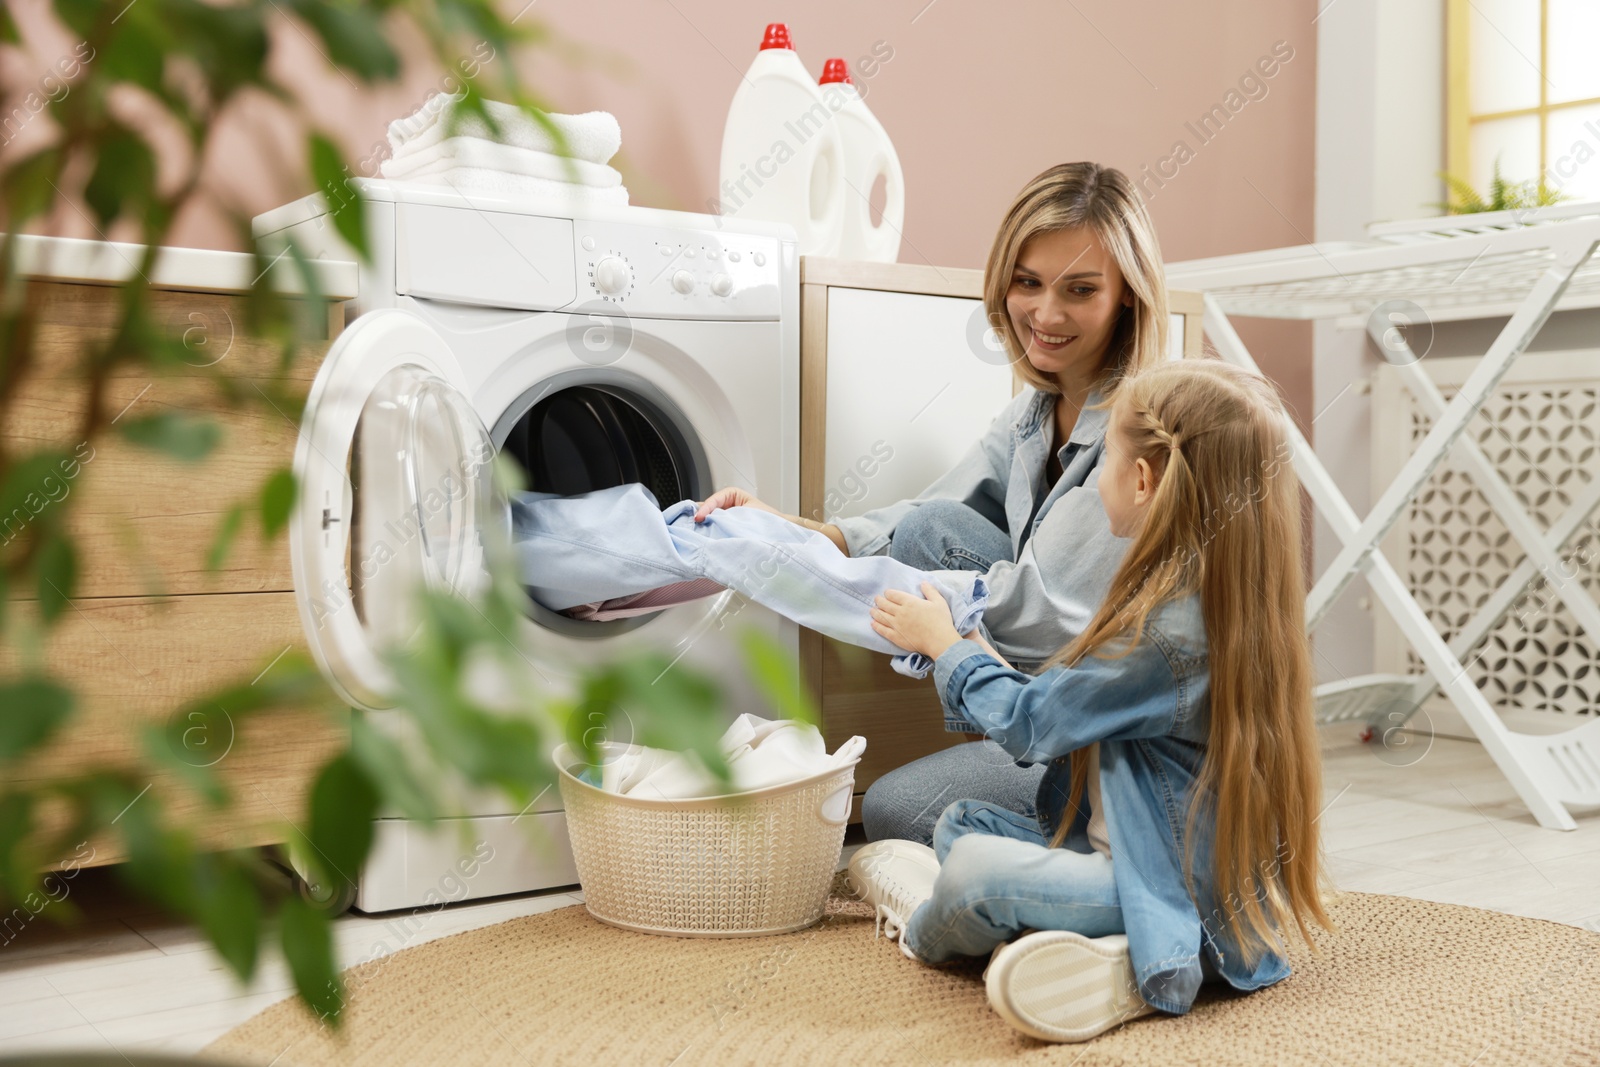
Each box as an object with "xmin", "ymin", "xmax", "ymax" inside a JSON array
[
  {"xmin": 510, "ymin": 483, "xmax": 989, "ymax": 678},
  {"xmin": 926, "ymin": 594, "xmax": 1292, "ymax": 1016},
  {"xmin": 904, "ymin": 798, "xmax": 1125, "ymax": 960},
  {"xmin": 832, "ymin": 386, "xmax": 1124, "ymax": 670},
  {"xmin": 857, "ymin": 500, "xmax": 1045, "ymax": 845}
]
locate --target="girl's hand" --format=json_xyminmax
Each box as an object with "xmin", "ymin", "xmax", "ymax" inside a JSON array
[
  {"xmin": 694, "ymin": 487, "xmax": 779, "ymax": 523},
  {"xmin": 871, "ymin": 583, "xmax": 962, "ymax": 660}
]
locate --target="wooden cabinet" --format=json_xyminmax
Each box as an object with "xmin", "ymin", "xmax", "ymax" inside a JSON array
[
  {"xmin": 2, "ymin": 276, "xmax": 351, "ymax": 868},
  {"xmin": 797, "ymin": 257, "xmax": 1203, "ymax": 820}
]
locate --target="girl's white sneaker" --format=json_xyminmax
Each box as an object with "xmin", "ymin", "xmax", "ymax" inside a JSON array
[
  {"xmin": 844, "ymin": 839, "xmax": 940, "ymax": 959},
  {"xmin": 983, "ymin": 930, "xmax": 1155, "ymax": 1043}
]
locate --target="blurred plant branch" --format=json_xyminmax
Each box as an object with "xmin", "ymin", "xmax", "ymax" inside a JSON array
[{"xmin": 0, "ymin": 0, "xmax": 803, "ymax": 1030}]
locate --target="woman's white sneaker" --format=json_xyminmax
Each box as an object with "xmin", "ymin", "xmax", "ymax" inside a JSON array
[
  {"xmin": 984, "ymin": 930, "xmax": 1155, "ymax": 1042},
  {"xmin": 845, "ymin": 840, "xmax": 941, "ymax": 959}
]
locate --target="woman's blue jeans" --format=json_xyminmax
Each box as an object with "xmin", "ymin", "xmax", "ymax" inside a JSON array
[
  {"xmin": 862, "ymin": 500, "xmax": 1047, "ymax": 846},
  {"xmin": 901, "ymin": 799, "xmax": 1123, "ymax": 962}
]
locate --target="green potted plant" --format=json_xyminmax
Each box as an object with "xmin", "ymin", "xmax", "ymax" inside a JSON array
[
  {"xmin": 1431, "ymin": 152, "xmax": 1572, "ymax": 215},
  {"xmin": 0, "ymin": 0, "xmax": 805, "ymax": 1035}
]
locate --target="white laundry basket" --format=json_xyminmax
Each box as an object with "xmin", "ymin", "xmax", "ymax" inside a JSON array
[{"xmin": 553, "ymin": 742, "xmax": 858, "ymax": 937}]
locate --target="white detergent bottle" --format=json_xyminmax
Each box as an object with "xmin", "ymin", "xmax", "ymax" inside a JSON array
[
  {"xmin": 819, "ymin": 58, "xmax": 904, "ymax": 263},
  {"xmin": 718, "ymin": 23, "xmax": 845, "ymax": 256}
]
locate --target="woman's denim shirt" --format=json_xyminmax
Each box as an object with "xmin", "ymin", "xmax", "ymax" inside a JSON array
[
  {"xmin": 832, "ymin": 387, "xmax": 1124, "ymax": 669},
  {"xmin": 930, "ymin": 595, "xmax": 1294, "ymax": 1015}
]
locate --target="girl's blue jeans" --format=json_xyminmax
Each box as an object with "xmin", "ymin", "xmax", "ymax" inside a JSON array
[{"xmin": 901, "ymin": 798, "xmax": 1125, "ymax": 963}]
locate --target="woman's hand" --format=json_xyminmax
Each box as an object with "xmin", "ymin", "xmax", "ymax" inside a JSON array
[
  {"xmin": 694, "ymin": 487, "xmax": 779, "ymax": 523},
  {"xmin": 693, "ymin": 487, "xmax": 851, "ymax": 556},
  {"xmin": 871, "ymin": 583, "xmax": 963, "ymax": 661}
]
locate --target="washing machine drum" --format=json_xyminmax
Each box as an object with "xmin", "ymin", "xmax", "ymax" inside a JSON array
[{"xmin": 505, "ymin": 385, "xmax": 696, "ymax": 507}]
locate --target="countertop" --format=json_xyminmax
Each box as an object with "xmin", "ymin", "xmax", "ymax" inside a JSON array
[{"xmin": 6, "ymin": 232, "xmax": 359, "ymax": 300}]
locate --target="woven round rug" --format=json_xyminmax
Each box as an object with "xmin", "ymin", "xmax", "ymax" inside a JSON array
[{"xmin": 203, "ymin": 879, "xmax": 1600, "ymax": 1066}]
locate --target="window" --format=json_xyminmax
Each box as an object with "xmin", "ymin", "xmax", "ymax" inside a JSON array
[{"xmin": 1446, "ymin": 0, "xmax": 1600, "ymax": 203}]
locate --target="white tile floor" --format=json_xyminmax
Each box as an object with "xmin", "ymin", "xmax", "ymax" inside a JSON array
[{"xmin": 3, "ymin": 727, "xmax": 1597, "ymax": 1060}]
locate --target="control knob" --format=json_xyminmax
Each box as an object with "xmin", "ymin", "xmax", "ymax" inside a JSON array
[{"xmin": 594, "ymin": 256, "xmax": 631, "ymax": 295}]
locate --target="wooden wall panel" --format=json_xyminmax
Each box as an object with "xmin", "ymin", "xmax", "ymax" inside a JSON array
[
  {"xmin": 2, "ymin": 592, "xmax": 347, "ymax": 868},
  {"xmin": 7, "ymin": 316, "xmax": 328, "ymax": 599},
  {"xmin": 2, "ymin": 280, "xmax": 349, "ymax": 870}
]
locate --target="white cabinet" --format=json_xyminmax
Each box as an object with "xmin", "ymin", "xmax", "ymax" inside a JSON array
[{"xmin": 820, "ymin": 287, "xmax": 1013, "ymax": 523}]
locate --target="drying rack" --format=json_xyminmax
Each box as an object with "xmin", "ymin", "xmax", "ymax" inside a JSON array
[{"xmin": 1164, "ymin": 201, "xmax": 1600, "ymax": 831}]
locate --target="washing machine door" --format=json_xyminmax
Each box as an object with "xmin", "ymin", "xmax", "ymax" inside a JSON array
[{"xmin": 289, "ymin": 309, "xmax": 501, "ymax": 712}]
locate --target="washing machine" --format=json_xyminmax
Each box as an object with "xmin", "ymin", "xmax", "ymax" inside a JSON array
[{"xmin": 252, "ymin": 181, "xmax": 799, "ymax": 912}]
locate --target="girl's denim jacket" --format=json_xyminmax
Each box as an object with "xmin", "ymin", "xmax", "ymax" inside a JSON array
[
  {"xmin": 832, "ymin": 387, "xmax": 1124, "ymax": 670},
  {"xmin": 930, "ymin": 595, "xmax": 1294, "ymax": 1015}
]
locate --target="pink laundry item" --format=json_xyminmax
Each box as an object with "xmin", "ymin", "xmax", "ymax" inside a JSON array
[{"xmin": 560, "ymin": 577, "xmax": 726, "ymax": 622}]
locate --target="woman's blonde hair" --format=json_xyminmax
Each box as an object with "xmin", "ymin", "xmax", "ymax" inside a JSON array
[
  {"xmin": 1045, "ymin": 358, "xmax": 1333, "ymax": 966},
  {"xmin": 983, "ymin": 163, "xmax": 1170, "ymax": 396}
]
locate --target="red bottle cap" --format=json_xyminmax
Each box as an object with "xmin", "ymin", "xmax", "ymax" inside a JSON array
[
  {"xmin": 760, "ymin": 23, "xmax": 794, "ymax": 50},
  {"xmin": 819, "ymin": 58, "xmax": 852, "ymax": 85}
]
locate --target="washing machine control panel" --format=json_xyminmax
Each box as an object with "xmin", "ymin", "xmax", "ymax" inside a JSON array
[{"xmin": 573, "ymin": 221, "xmax": 784, "ymax": 320}]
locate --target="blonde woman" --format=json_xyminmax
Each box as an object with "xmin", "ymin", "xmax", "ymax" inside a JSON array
[
  {"xmin": 858, "ymin": 359, "xmax": 1332, "ymax": 1042},
  {"xmin": 695, "ymin": 162, "xmax": 1171, "ymax": 844}
]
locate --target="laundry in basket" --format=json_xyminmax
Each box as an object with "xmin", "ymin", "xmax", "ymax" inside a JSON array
[{"xmin": 593, "ymin": 713, "xmax": 865, "ymax": 801}]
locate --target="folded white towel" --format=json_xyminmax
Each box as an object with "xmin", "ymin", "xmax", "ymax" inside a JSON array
[
  {"xmin": 381, "ymin": 137, "xmax": 623, "ymax": 188},
  {"xmin": 386, "ymin": 169, "xmax": 630, "ymax": 205},
  {"xmin": 387, "ymin": 93, "xmax": 622, "ymax": 166}
]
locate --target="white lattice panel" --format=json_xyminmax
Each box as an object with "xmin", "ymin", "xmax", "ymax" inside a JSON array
[{"xmin": 1373, "ymin": 351, "xmax": 1600, "ymax": 725}]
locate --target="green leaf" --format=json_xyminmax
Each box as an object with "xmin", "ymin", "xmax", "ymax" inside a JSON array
[
  {"xmin": 50, "ymin": 0, "xmax": 98, "ymax": 43},
  {"xmin": 0, "ymin": 793, "xmax": 38, "ymax": 904},
  {"xmin": 140, "ymin": 719, "xmax": 231, "ymax": 809},
  {"xmin": 308, "ymin": 134, "xmax": 368, "ymax": 261},
  {"xmin": 35, "ymin": 534, "xmax": 76, "ymax": 624},
  {"xmin": 2, "ymin": 148, "xmax": 62, "ymax": 225},
  {"xmin": 168, "ymin": 651, "xmax": 329, "ymax": 727},
  {"xmin": 206, "ymin": 502, "xmax": 245, "ymax": 575},
  {"xmin": 120, "ymin": 412, "xmax": 221, "ymax": 461},
  {"xmin": 97, "ymin": 18, "xmax": 165, "ymax": 95},
  {"xmin": 0, "ymin": 7, "xmax": 19, "ymax": 42},
  {"xmin": 305, "ymin": 754, "xmax": 377, "ymax": 891},
  {"xmin": 260, "ymin": 469, "xmax": 296, "ymax": 539},
  {"xmin": 113, "ymin": 785, "xmax": 198, "ymax": 915},
  {"xmin": 349, "ymin": 714, "xmax": 438, "ymax": 823},
  {"xmin": 164, "ymin": 0, "xmax": 270, "ymax": 99},
  {"xmin": 0, "ymin": 681, "xmax": 74, "ymax": 764},
  {"xmin": 195, "ymin": 855, "xmax": 261, "ymax": 981},
  {"xmin": 285, "ymin": 0, "xmax": 400, "ymax": 81},
  {"xmin": 85, "ymin": 129, "xmax": 157, "ymax": 229},
  {"xmin": 627, "ymin": 660, "xmax": 729, "ymax": 784},
  {"xmin": 564, "ymin": 654, "xmax": 729, "ymax": 789},
  {"xmin": 0, "ymin": 450, "xmax": 70, "ymax": 539},
  {"xmin": 279, "ymin": 894, "xmax": 343, "ymax": 1026},
  {"xmin": 737, "ymin": 626, "xmax": 817, "ymax": 726}
]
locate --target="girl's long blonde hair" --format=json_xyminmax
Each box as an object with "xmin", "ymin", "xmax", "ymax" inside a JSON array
[
  {"xmin": 1046, "ymin": 358, "xmax": 1333, "ymax": 965},
  {"xmin": 983, "ymin": 162, "xmax": 1170, "ymax": 396}
]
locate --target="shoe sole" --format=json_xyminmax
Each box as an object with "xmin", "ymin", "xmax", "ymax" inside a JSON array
[{"xmin": 985, "ymin": 931, "xmax": 1154, "ymax": 1043}]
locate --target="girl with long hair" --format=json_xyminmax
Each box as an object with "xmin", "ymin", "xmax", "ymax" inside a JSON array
[{"xmin": 856, "ymin": 358, "xmax": 1334, "ymax": 1042}]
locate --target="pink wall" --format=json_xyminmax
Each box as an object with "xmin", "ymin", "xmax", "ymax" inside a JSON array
[{"xmin": 4, "ymin": 0, "xmax": 1317, "ymax": 419}]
